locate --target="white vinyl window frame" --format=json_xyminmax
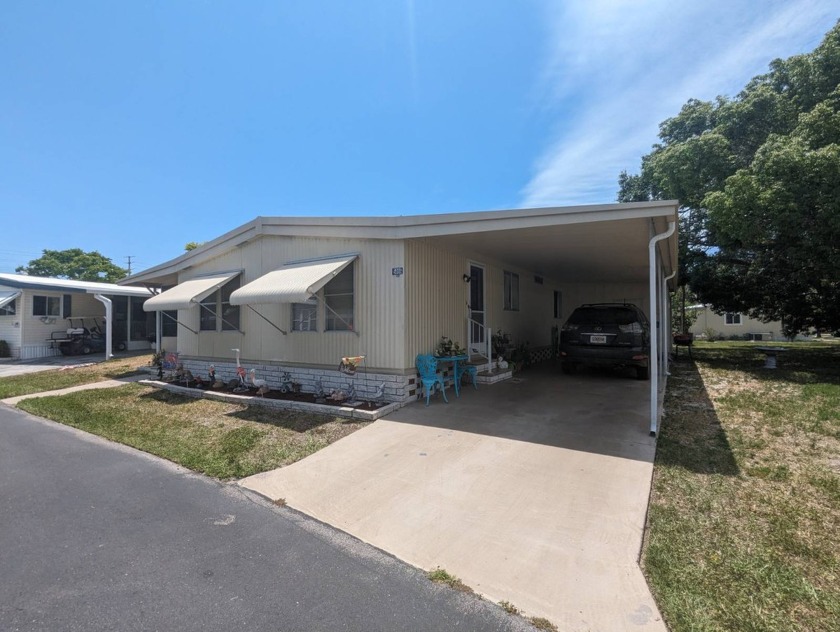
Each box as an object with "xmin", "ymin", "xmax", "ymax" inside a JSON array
[
  {"xmin": 724, "ymin": 312, "xmax": 742, "ymax": 325},
  {"xmin": 291, "ymin": 301, "xmax": 318, "ymax": 332},
  {"xmin": 199, "ymin": 277, "xmax": 242, "ymax": 332},
  {"xmin": 553, "ymin": 290, "xmax": 562, "ymax": 320},
  {"xmin": 503, "ymin": 271, "xmax": 520, "ymax": 311},
  {"xmin": 324, "ymin": 264, "xmax": 355, "ymax": 332},
  {"xmin": 33, "ymin": 295, "xmax": 61, "ymax": 317}
]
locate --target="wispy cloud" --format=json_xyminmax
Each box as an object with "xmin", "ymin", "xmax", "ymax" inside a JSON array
[{"xmin": 521, "ymin": 0, "xmax": 838, "ymax": 208}]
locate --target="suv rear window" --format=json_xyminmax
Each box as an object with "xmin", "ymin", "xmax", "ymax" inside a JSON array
[{"xmin": 567, "ymin": 306, "xmax": 641, "ymax": 326}]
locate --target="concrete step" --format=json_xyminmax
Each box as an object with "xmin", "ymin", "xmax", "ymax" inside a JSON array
[{"xmin": 476, "ymin": 368, "xmax": 513, "ymax": 384}]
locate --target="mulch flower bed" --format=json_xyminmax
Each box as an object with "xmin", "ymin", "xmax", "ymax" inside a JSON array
[{"xmin": 159, "ymin": 379, "xmax": 388, "ymax": 411}]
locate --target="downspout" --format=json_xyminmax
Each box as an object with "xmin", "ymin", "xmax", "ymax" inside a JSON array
[
  {"xmin": 648, "ymin": 220, "xmax": 676, "ymax": 437},
  {"xmin": 94, "ymin": 294, "xmax": 113, "ymax": 360}
]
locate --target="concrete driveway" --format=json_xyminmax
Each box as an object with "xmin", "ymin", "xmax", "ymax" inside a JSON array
[{"xmin": 241, "ymin": 365, "xmax": 665, "ymax": 631}]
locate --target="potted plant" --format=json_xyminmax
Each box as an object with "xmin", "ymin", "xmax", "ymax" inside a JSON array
[
  {"xmin": 435, "ymin": 336, "xmax": 466, "ymax": 357},
  {"xmin": 492, "ymin": 330, "xmax": 510, "ymax": 358}
]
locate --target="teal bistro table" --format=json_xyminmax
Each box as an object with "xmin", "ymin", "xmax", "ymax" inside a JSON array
[{"xmin": 434, "ymin": 354, "xmax": 470, "ymax": 398}]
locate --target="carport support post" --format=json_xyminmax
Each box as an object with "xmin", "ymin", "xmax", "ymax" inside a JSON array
[
  {"xmin": 155, "ymin": 310, "xmax": 161, "ymax": 352},
  {"xmin": 648, "ymin": 221, "xmax": 676, "ymax": 437},
  {"xmin": 93, "ymin": 294, "xmax": 114, "ymax": 360}
]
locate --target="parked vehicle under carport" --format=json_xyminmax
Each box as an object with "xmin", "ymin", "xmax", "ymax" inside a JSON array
[{"xmin": 560, "ymin": 303, "xmax": 651, "ymax": 379}]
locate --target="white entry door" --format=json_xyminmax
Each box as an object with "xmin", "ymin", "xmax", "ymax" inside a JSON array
[{"xmin": 468, "ymin": 263, "xmax": 486, "ymax": 353}]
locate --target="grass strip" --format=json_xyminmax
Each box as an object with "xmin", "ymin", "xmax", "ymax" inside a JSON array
[
  {"xmin": 645, "ymin": 341, "xmax": 840, "ymax": 631},
  {"xmin": 18, "ymin": 384, "xmax": 368, "ymax": 479},
  {"xmin": 0, "ymin": 354, "xmax": 153, "ymax": 399}
]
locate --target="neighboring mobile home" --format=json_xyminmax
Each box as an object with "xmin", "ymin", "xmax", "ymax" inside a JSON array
[
  {"xmin": 121, "ymin": 202, "xmax": 679, "ymax": 434},
  {"xmin": 0, "ymin": 273, "xmax": 156, "ymax": 360},
  {"xmin": 688, "ymin": 305, "xmax": 783, "ymax": 340}
]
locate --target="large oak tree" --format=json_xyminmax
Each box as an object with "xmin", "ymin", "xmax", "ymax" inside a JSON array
[
  {"xmin": 619, "ymin": 21, "xmax": 840, "ymax": 335},
  {"xmin": 16, "ymin": 249, "xmax": 127, "ymax": 283}
]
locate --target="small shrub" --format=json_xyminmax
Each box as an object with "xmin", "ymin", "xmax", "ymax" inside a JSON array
[
  {"xmin": 499, "ymin": 600, "xmax": 519, "ymax": 615},
  {"xmin": 427, "ymin": 567, "xmax": 474, "ymax": 594},
  {"xmin": 528, "ymin": 616, "xmax": 559, "ymax": 631},
  {"xmin": 0, "ymin": 340, "xmax": 10, "ymax": 358},
  {"xmin": 428, "ymin": 567, "xmax": 459, "ymax": 585}
]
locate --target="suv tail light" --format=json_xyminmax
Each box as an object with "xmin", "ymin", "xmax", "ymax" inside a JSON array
[
  {"xmin": 619, "ymin": 322, "xmax": 643, "ymax": 334},
  {"xmin": 562, "ymin": 323, "xmax": 580, "ymax": 332}
]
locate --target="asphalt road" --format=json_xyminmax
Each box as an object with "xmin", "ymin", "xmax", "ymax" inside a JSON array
[{"xmin": 0, "ymin": 405, "xmax": 532, "ymax": 632}]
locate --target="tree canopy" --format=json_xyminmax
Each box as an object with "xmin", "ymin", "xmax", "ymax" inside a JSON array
[
  {"xmin": 619, "ymin": 21, "xmax": 840, "ymax": 334},
  {"xmin": 16, "ymin": 249, "xmax": 128, "ymax": 283}
]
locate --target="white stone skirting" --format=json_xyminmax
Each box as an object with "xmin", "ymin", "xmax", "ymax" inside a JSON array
[
  {"xmin": 176, "ymin": 357, "xmax": 414, "ymax": 404},
  {"xmin": 174, "ymin": 354, "xmax": 519, "ymax": 407}
]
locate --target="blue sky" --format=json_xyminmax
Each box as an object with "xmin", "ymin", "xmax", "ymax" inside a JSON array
[{"xmin": 0, "ymin": 1, "xmax": 836, "ymax": 275}]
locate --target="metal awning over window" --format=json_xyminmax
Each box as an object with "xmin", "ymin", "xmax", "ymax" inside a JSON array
[
  {"xmin": 0, "ymin": 290, "xmax": 21, "ymax": 310},
  {"xmin": 229, "ymin": 255, "xmax": 356, "ymax": 305},
  {"xmin": 143, "ymin": 272, "xmax": 240, "ymax": 312}
]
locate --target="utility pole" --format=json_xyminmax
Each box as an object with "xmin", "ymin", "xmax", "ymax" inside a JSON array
[{"xmin": 125, "ymin": 256, "xmax": 134, "ymax": 276}]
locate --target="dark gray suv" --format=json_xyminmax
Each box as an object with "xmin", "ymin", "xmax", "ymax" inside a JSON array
[{"xmin": 560, "ymin": 303, "xmax": 650, "ymax": 380}]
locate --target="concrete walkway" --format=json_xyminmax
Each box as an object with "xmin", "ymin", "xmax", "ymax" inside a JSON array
[
  {"xmin": 241, "ymin": 366, "xmax": 665, "ymax": 631},
  {"xmin": 0, "ymin": 356, "xmax": 99, "ymax": 378},
  {"xmin": 1, "ymin": 374, "xmax": 147, "ymax": 406}
]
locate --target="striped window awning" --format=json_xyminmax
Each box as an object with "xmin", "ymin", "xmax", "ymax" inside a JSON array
[
  {"xmin": 0, "ymin": 290, "xmax": 21, "ymax": 310},
  {"xmin": 143, "ymin": 272, "xmax": 240, "ymax": 312},
  {"xmin": 230, "ymin": 255, "xmax": 356, "ymax": 305}
]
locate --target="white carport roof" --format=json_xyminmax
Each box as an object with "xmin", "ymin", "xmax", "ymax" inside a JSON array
[
  {"xmin": 230, "ymin": 255, "xmax": 356, "ymax": 305},
  {"xmin": 0, "ymin": 273, "xmax": 153, "ymax": 297},
  {"xmin": 0, "ymin": 290, "xmax": 21, "ymax": 309},
  {"xmin": 119, "ymin": 201, "xmax": 679, "ymax": 288},
  {"xmin": 143, "ymin": 271, "xmax": 240, "ymax": 312}
]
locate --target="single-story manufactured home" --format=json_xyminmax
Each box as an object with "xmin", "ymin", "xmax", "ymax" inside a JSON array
[
  {"xmin": 121, "ymin": 201, "xmax": 679, "ymax": 434},
  {"xmin": 0, "ymin": 273, "xmax": 156, "ymax": 360},
  {"xmin": 688, "ymin": 305, "xmax": 784, "ymax": 340}
]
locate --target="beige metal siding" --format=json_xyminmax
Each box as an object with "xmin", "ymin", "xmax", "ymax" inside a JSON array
[
  {"xmin": 689, "ymin": 309, "xmax": 783, "ymax": 339},
  {"xmin": 21, "ymin": 291, "xmax": 104, "ymax": 346},
  {"xmin": 404, "ymin": 239, "xmax": 566, "ymax": 366},
  {"xmin": 174, "ymin": 236, "xmax": 406, "ymax": 371},
  {"xmin": 404, "ymin": 240, "xmax": 466, "ymax": 368},
  {"xmin": 485, "ymin": 266, "xmax": 558, "ymax": 349},
  {"xmin": 67, "ymin": 293, "xmax": 104, "ymax": 319}
]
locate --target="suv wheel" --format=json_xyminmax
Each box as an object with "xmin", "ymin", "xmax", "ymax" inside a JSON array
[
  {"xmin": 635, "ymin": 365, "xmax": 649, "ymax": 380},
  {"xmin": 561, "ymin": 362, "xmax": 577, "ymax": 375}
]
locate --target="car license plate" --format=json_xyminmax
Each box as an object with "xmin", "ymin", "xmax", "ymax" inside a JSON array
[{"xmin": 590, "ymin": 335, "xmax": 607, "ymax": 344}]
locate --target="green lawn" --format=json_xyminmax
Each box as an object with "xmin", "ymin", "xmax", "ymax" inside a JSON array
[
  {"xmin": 18, "ymin": 384, "xmax": 368, "ymax": 479},
  {"xmin": 0, "ymin": 354, "xmax": 153, "ymax": 399},
  {"xmin": 645, "ymin": 341, "xmax": 840, "ymax": 631}
]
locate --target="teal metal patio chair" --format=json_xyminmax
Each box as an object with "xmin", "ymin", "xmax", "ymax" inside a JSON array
[
  {"xmin": 416, "ymin": 354, "xmax": 448, "ymax": 406},
  {"xmin": 458, "ymin": 360, "xmax": 478, "ymax": 390}
]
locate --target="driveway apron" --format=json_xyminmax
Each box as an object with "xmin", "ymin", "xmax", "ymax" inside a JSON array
[{"xmin": 241, "ymin": 365, "xmax": 666, "ymax": 631}]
